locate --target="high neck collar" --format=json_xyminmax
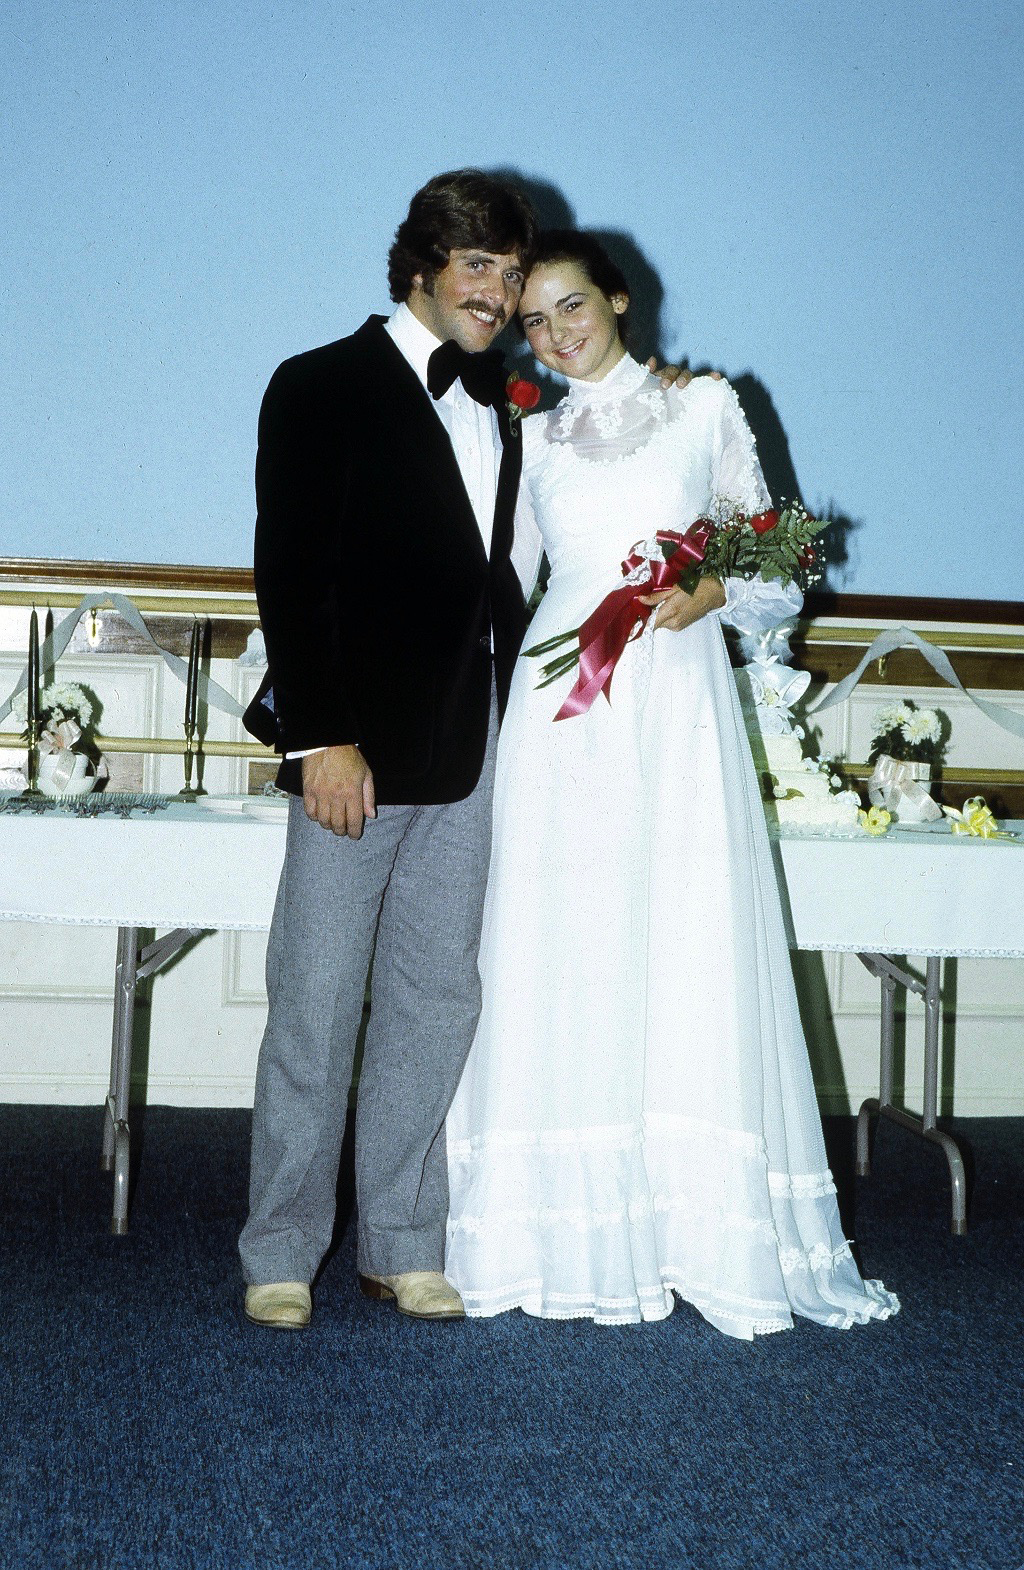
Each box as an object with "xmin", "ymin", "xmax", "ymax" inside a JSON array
[{"xmin": 562, "ymin": 352, "xmax": 650, "ymax": 406}]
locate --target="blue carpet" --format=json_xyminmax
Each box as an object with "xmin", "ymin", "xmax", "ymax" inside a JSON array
[{"xmin": 1, "ymin": 1107, "xmax": 1021, "ymax": 1570}]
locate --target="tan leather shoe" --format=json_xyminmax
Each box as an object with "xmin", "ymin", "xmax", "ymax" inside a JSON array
[
  {"xmin": 358, "ymin": 1271, "xmax": 465, "ymax": 1321},
  {"xmin": 244, "ymin": 1281, "xmax": 311, "ymax": 1330}
]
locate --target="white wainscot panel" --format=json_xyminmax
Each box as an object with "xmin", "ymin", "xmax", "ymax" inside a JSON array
[
  {"xmin": 149, "ymin": 655, "xmax": 269, "ymax": 797},
  {"xmin": 0, "ymin": 919, "xmax": 116, "ymax": 1000},
  {"xmin": 224, "ymin": 930, "xmax": 270, "ymax": 1006},
  {"xmin": 1, "ymin": 652, "xmax": 160, "ymax": 788},
  {"xmin": 0, "ymin": 997, "xmax": 121, "ymax": 1102},
  {"xmin": 140, "ymin": 933, "xmax": 266, "ymax": 1106}
]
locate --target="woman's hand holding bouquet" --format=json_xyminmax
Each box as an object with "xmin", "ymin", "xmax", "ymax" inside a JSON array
[{"xmin": 525, "ymin": 503, "xmax": 825, "ymax": 721}]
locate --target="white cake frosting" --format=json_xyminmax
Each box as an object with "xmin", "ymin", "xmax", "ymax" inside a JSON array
[
  {"xmin": 736, "ymin": 638, "xmax": 861, "ymax": 831},
  {"xmin": 761, "ymin": 733, "xmax": 861, "ymax": 829}
]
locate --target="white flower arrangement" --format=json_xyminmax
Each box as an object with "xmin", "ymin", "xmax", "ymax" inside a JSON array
[
  {"xmin": 869, "ymin": 697, "xmax": 947, "ymax": 766},
  {"xmin": 900, "ymin": 708, "xmax": 942, "ymax": 746},
  {"xmin": 11, "ymin": 680, "xmax": 96, "ymax": 732},
  {"xmin": 871, "ymin": 701, "xmax": 912, "ymax": 734}
]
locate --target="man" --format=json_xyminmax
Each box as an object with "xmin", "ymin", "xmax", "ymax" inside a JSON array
[
  {"xmin": 240, "ymin": 169, "xmax": 691, "ymax": 1329},
  {"xmin": 239, "ymin": 170, "xmax": 539, "ymax": 1327}
]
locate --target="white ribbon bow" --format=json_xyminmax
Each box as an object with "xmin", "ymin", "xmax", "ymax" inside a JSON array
[
  {"xmin": 37, "ymin": 718, "xmax": 87, "ymax": 791},
  {"xmin": 867, "ymin": 754, "xmax": 942, "ymax": 823}
]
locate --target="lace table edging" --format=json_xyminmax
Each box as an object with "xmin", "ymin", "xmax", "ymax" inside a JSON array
[{"xmin": 0, "ymin": 911, "xmax": 267, "ymax": 931}]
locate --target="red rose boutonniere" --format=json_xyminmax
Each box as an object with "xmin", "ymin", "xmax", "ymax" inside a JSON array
[{"xmin": 505, "ymin": 374, "xmax": 541, "ymax": 432}]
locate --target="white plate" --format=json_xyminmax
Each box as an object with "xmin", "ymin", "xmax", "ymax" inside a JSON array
[
  {"xmin": 190, "ymin": 794, "xmax": 289, "ymax": 818},
  {"xmin": 188, "ymin": 794, "xmax": 248, "ymax": 813},
  {"xmin": 239, "ymin": 798, "xmax": 290, "ymax": 822}
]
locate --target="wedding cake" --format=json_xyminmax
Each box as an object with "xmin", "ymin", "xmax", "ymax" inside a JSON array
[
  {"xmin": 736, "ymin": 626, "xmax": 861, "ymax": 831},
  {"xmin": 758, "ymin": 728, "xmax": 861, "ymax": 829}
]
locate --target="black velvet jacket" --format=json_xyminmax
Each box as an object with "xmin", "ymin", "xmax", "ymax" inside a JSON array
[{"xmin": 243, "ymin": 317, "xmax": 529, "ymax": 803}]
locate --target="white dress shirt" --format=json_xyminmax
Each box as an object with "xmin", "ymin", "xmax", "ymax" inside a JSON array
[{"xmin": 385, "ymin": 301, "xmax": 501, "ymax": 554}]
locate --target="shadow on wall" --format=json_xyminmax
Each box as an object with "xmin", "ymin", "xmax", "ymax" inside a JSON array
[
  {"xmin": 492, "ymin": 169, "xmax": 668, "ymax": 405},
  {"xmin": 730, "ymin": 375, "xmax": 865, "ymax": 595},
  {"xmin": 497, "ymin": 167, "xmax": 863, "ymax": 594}
]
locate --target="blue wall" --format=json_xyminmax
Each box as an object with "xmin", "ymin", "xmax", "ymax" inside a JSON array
[{"xmin": 2, "ymin": 0, "xmax": 1021, "ymax": 598}]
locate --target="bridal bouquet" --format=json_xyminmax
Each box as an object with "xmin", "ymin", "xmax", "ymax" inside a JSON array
[
  {"xmin": 525, "ymin": 503, "xmax": 825, "ymax": 722},
  {"xmin": 693, "ymin": 502, "xmax": 824, "ymax": 593}
]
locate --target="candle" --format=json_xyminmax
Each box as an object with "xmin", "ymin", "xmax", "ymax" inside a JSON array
[
  {"xmin": 27, "ymin": 608, "xmax": 40, "ymax": 731},
  {"xmin": 24, "ymin": 607, "xmax": 41, "ymax": 793},
  {"xmin": 185, "ymin": 619, "xmax": 200, "ymax": 733}
]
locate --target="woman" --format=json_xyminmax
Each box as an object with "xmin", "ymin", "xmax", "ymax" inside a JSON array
[{"xmin": 445, "ymin": 232, "xmax": 898, "ymax": 1339}]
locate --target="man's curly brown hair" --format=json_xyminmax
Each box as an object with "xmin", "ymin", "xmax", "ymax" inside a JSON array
[{"xmin": 387, "ymin": 169, "xmax": 537, "ymax": 302}]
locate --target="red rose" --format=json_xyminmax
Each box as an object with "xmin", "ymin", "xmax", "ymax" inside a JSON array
[
  {"xmin": 798, "ymin": 546, "xmax": 816, "ymax": 568},
  {"xmin": 749, "ymin": 509, "xmax": 779, "ymax": 535},
  {"xmin": 506, "ymin": 376, "xmax": 541, "ymax": 411}
]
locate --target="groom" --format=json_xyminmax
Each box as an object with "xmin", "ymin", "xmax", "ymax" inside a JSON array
[{"xmin": 238, "ymin": 169, "xmax": 540, "ymax": 1327}]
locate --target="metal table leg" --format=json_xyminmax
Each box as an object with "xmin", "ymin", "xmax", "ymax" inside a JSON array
[
  {"xmin": 920, "ymin": 956, "xmax": 968, "ymax": 1234},
  {"xmin": 101, "ymin": 924, "xmax": 139, "ymax": 1235},
  {"xmin": 856, "ymin": 952, "xmax": 967, "ymax": 1235},
  {"xmin": 99, "ymin": 925, "xmax": 207, "ymax": 1236}
]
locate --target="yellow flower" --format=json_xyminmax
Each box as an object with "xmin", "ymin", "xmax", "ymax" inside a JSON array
[
  {"xmin": 858, "ymin": 806, "xmax": 891, "ymax": 837},
  {"xmin": 942, "ymin": 796, "xmax": 1009, "ymax": 839}
]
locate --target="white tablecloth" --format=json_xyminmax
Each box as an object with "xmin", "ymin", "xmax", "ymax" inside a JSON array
[
  {"xmin": 774, "ymin": 828, "xmax": 1024, "ymax": 958},
  {"xmin": 1, "ymin": 799, "xmax": 1023, "ymax": 958},
  {"xmin": 0, "ymin": 799, "xmax": 288, "ymax": 931}
]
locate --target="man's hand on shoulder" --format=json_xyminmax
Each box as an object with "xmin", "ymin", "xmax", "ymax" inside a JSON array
[
  {"xmin": 302, "ymin": 745, "xmax": 376, "ymax": 839},
  {"xmin": 645, "ymin": 358, "xmax": 725, "ymax": 391}
]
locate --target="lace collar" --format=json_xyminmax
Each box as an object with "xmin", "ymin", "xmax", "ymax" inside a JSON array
[{"xmin": 562, "ymin": 353, "xmax": 651, "ymax": 408}]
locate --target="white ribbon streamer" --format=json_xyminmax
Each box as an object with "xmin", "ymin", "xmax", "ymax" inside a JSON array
[
  {"xmin": 0, "ymin": 592, "xmax": 247, "ymax": 725},
  {"xmin": 807, "ymin": 625, "xmax": 1024, "ymax": 741}
]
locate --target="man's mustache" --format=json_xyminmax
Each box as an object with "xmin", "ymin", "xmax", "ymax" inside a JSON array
[{"xmin": 461, "ymin": 300, "xmax": 507, "ymax": 328}]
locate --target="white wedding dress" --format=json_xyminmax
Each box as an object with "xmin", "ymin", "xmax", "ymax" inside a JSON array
[{"xmin": 445, "ymin": 354, "xmax": 899, "ymax": 1338}]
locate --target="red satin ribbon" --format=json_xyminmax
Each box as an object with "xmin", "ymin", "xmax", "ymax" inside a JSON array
[{"xmin": 554, "ymin": 522, "xmax": 712, "ymax": 721}]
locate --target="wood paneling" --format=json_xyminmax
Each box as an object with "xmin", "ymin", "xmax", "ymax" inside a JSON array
[
  {"xmin": 787, "ymin": 638, "xmax": 1024, "ymax": 691},
  {"xmin": 804, "ymin": 591, "xmax": 1024, "ymax": 626},
  {"xmin": 0, "ymin": 557, "xmax": 255, "ymax": 595},
  {"xmin": 58, "ymin": 611, "xmax": 256, "ymax": 661}
]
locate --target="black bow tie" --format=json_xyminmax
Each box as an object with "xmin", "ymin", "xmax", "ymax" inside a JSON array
[{"xmin": 426, "ymin": 340, "xmax": 504, "ymax": 406}]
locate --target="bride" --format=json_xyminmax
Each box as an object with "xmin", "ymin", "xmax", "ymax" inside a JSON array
[{"xmin": 444, "ymin": 230, "xmax": 899, "ymax": 1339}]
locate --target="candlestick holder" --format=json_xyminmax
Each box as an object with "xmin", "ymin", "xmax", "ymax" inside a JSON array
[
  {"xmin": 178, "ymin": 617, "xmax": 207, "ymax": 800},
  {"xmin": 179, "ymin": 725, "xmax": 199, "ymax": 800},
  {"xmin": 23, "ymin": 713, "xmax": 41, "ymax": 795},
  {"xmin": 178, "ymin": 722, "xmax": 208, "ymax": 800}
]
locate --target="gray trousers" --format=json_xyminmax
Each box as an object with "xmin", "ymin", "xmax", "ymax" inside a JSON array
[{"xmin": 239, "ymin": 693, "xmax": 497, "ymax": 1286}]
